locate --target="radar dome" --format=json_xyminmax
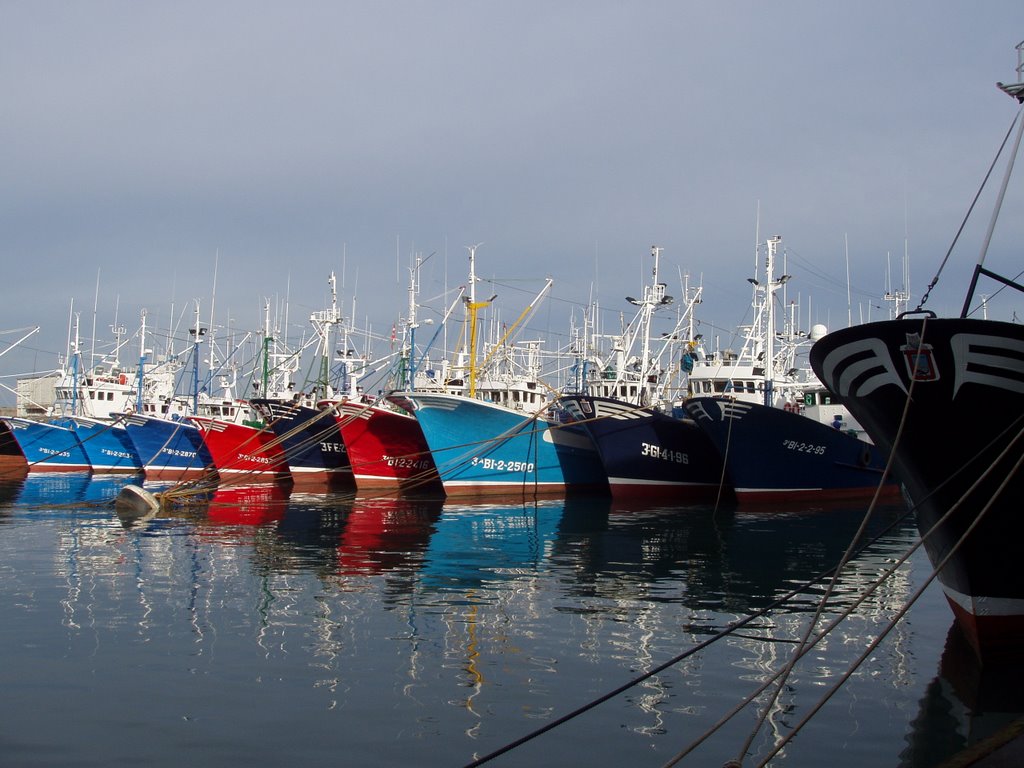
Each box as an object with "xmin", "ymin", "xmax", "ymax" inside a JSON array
[{"xmin": 809, "ymin": 323, "xmax": 828, "ymax": 341}]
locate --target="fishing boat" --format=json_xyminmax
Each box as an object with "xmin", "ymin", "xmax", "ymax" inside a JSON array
[
  {"xmin": 392, "ymin": 388, "xmax": 601, "ymax": 497},
  {"xmin": 331, "ymin": 258, "xmax": 456, "ymax": 494},
  {"xmin": 391, "ymin": 333, "xmax": 603, "ymax": 497},
  {"xmin": 120, "ymin": 309, "xmax": 219, "ymax": 482},
  {"xmin": 684, "ymin": 235, "xmax": 896, "ymax": 502},
  {"xmin": 249, "ymin": 275, "xmax": 358, "ymax": 489},
  {"xmin": 0, "ymin": 317, "xmax": 141, "ymax": 473},
  {"xmin": 63, "ymin": 415, "xmax": 142, "ymax": 474},
  {"xmin": 0, "ymin": 419, "xmax": 27, "ymax": 479},
  {"xmin": 0, "ymin": 417, "xmax": 91, "ymax": 473},
  {"xmin": 685, "ymin": 396, "xmax": 894, "ymax": 502},
  {"xmin": 331, "ymin": 397, "xmax": 440, "ymax": 493},
  {"xmin": 2, "ymin": 407, "xmax": 140, "ymax": 476},
  {"xmin": 557, "ymin": 245, "xmax": 723, "ymax": 501},
  {"xmin": 814, "ymin": 314, "xmax": 1024, "ymax": 658},
  {"xmin": 124, "ymin": 413, "xmax": 216, "ymax": 481},
  {"xmin": 166, "ymin": 299, "xmax": 297, "ymax": 485},
  {"xmin": 253, "ymin": 398, "xmax": 351, "ymax": 487},
  {"xmin": 189, "ymin": 403, "xmax": 290, "ymax": 481},
  {"xmin": 393, "ymin": 245, "xmax": 603, "ymax": 497},
  {"xmin": 810, "ymin": 68, "xmax": 1024, "ymax": 659}
]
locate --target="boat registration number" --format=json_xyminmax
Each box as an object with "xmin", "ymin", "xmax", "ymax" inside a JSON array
[
  {"xmin": 641, "ymin": 442, "xmax": 688, "ymax": 464},
  {"xmin": 782, "ymin": 439, "xmax": 826, "ymax": 455},
  {"xmin": 471, "ymin": 457, "xmax": 535, "ymax": 473}
]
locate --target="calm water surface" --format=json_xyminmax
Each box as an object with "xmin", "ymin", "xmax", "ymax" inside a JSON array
[{"xmin": 0, "ymin": 474, "xmax": 1019, "ymax": 767}]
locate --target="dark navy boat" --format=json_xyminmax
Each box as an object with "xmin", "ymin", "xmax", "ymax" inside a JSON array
[
  {"xmin": 811, "ymin": 69, "xmax": 1024, "ymax": 660},
  {"xmin": 558, "ymin": 395, "xmax": 723, "ymax": 501},
  {"xmin": 685, "ymin": 395, "xmax": 896, "ymax": 502},
  {"xmin": 681, "ymin": 234, "xmax": 894, "ymax": 503},
  {"xmin": 812, "ymin": 315, "xmax": 1024, "ymax": 658},
  {"xmin": 556, "ymin": 245, "xmax": 719, "ymax": 500},
  {"xmin": 251, "ymin": 398, "xmax": 353, "ymax": 488}
]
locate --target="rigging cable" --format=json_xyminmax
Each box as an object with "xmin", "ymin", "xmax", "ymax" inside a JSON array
[{"xmin": 916, "ymin": 108, "xmax": 1021, "ymax": 312}]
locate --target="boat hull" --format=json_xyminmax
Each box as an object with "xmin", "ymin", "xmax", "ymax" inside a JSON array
[
  {"xmin": 0, "ymin": 419, "xmax": 28, "ymax": 479},
  {"xmin": 190, "ymin": 417, "xmax": 290, "ymax": 483},
  {"xmin": 123, "ymin": 414, "xmax": 216, "ymax": 481},
  {"xmin": 557, "ymin": 395, "xmax": 724, "ymax": 501},
  {"xmin": 252, "ymin": 399, "xmax": 353, "ymax": 488},
  {"xmin": 66, "ymin": 417, "xmax": 143, "ymax": 474},
  {"xmin": 396, "ymin": 392, "xmax": 604, "ymax": 497},
  {"xmin": 332, "ymin": 401, "xmax": 441, "ymax": 494},
  {"xmin": 685, "ymin": 397, "xmax": 897, "ymax": 503},
  {"xmin": 810, "ymin": 316, "xmax": 1024, "ymax": 659},
  {"xmin": 1, "ymin": 417, "xmax": 91, "ymax": 473}
]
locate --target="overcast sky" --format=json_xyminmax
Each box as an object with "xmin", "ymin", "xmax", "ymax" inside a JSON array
[{"xmin": 2, "ymin": 1, "xmax": 1023, "ymax": 401}]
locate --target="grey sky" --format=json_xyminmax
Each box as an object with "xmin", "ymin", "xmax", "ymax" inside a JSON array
[{"xmin": 2, "ymin": 1, "xmax": 1023, "ymax": 400}]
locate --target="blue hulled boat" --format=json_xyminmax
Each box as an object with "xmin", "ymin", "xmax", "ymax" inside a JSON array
[
  {"xmin": 391, "ymin": 245, "xmax": 603, "ymax": 497},
  {"xmin": 65, "ymin": 416, "xmax": 142, "ymax": 474},
  {"xmin": 122, "ymin": 413, "xmax": 216, "ymax": 482},
  {"xmin": 0, "ymin": 417, "xmax": 90, "ymax": 472},
  {"xmin": 393, "ymin": 391, "xmax": 602, "ymax": 497}
]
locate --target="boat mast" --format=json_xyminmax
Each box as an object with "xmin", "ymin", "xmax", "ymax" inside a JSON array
[
  {"xmin": 762, "ymin": 236, "xmax": 791, "ymax": 406},
  {"xmin": 189, "ymin": 300, "xmax": 206, "ymax": 414},
  {"xmin": 260, "ymin": 300, "xmax": 272, "ymax": 395},
  {"xmin": 70, "ymin": 314, "xmax": 81, "ymax": 416},
  {"xmin": 641, "ymin": 246, "xmax": 662, "ymax": 387},
  {"xmin": 136, "ymin": 310, "xmax": 147, "ymax": 412},
  {"xmin": 464, "ymin": 243, "xmax": 493, "ymax": 398},
  {"xmin": 404, "ymin": 251, "xmax": 433, "ymax": 391},
  {"xmin": 963, "ymin": 41, "xmax": 1024, "ymax": 316},
  {"xmin": 309, "ymin": 272, "xmax": 342, "ymax": 399}
]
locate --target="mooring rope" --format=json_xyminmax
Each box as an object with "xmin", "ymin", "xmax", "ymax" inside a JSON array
[
  {"xmin": 754, "ymin": 423, "xmax": 1024, "ymax": 767},
  {"xmin": 461, "ymin": 498, "xmax": 919, "ymax": 768}
]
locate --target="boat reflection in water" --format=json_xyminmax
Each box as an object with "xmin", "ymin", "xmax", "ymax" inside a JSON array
[
  {"xmin": 418, "ymin": 497, "xmax": 573, "ymax": 591},
  {"xmin": 202, "ymin": 482, "xmax": 291, "ymax": 528},
  {"xmin": 198, "ymin": 489, "xmax": 446, "ymax": 584},
  {"xmin": 13, "ymin": 472, "xmax": 142, "ymax": 509},
  {"xmin": 554, "ymin": 496, "xmax": 913, "ymax": 614},
  {"xmin": 334, "ymin": 495, "xmax": 443, "ymax": 576},
  {"xmin": 900, "ymin": 623, "xmax": 1024, "ymax": 768},
  {"xmin": 11, "ymin": 475, "xmax": 993, "ymax": 768}
]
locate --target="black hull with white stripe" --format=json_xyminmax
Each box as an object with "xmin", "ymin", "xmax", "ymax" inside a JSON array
[{"xmin": 811, "ymin": 316, "xmax": 1024, "ymax": 659}]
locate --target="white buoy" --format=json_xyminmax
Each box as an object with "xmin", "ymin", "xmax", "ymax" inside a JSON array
[{"xmin": 115, "ymin": 484, "xmax": 161, "ymax": 520}]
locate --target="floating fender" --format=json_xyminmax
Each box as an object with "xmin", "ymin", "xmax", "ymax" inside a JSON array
[
  {"xmin": 860, "ymin": 445, "xmax": 874, "ymax": 467},
  {"xmin": 114, "ymin": 484, "xmax": 161, "ymax": 520}
]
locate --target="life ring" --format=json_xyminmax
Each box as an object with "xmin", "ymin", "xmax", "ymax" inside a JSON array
[{"xmin": 119, "ymin": 373, "xmax": 127, "ymax": 385}]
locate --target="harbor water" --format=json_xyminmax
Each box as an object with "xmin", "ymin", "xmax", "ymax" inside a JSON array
[{"xmin": 0, "ymin": 474, "xmax": 1019, "ymax": 767}]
